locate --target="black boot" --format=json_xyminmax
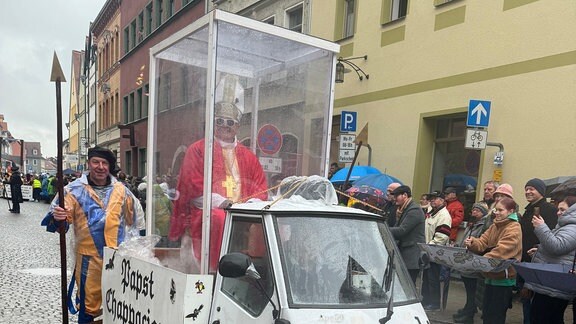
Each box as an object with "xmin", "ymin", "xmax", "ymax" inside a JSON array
[
  {"xmin": 453, "ymin": 308, "xmax": 467, "ymax": 317},
  {"xmin": 453, "ymin": 311, "xmax": 475, "ymax": 323}
]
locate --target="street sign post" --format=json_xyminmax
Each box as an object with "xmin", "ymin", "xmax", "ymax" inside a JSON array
[
  {"xmin": 465, "ymin": 129, "xmax": 488, "ymax": 150},
  {"xmin": 338, "ymin": 134, "xmax": 356, "ymax": 163},
  {"xmin": 467, "ymin": 100, "xmax": 491, "ymax": 128},
  {"xmin": 340, "ymin": 111, "xmax": 357, "ymax": 132}
]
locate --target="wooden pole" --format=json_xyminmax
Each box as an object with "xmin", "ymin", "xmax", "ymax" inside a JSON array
[
  {"xmin": 51, "ymin": 52, "xmax": 69, "ymax": 324},
  {"xmin": 342, "ymin": 141, "xmax": 363, "ymax": 192}
]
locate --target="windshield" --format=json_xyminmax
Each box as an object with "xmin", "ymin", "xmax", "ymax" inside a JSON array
[{"xmin": 276, "ymin": 215, "xmax": 417, "ymax": 307}]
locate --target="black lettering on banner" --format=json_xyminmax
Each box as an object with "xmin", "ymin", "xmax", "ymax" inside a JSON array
[
  {"xmin": 119, "ymin": 257, "xmax": 156, "ymax": 300},
  {"xmin": 105, "ymin": 287, "xmax": 162, "ymax": 324}
]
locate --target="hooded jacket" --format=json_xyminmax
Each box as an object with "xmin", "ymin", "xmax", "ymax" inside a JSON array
[
  {"xmin": 468, "ymin": 212, "xmax": 522, "ymax": 286},
  {"xmin": 524, "ymin": 204, "xmax": 576, "ymax": 300}
]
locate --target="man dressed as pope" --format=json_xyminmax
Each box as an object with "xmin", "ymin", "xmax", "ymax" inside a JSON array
[{"xmin": 169, "ymin": 76, "xmax": 268, "ymax": 272}]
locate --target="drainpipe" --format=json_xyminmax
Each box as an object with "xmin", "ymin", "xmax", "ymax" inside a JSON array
[
  {"xmin": 487, "ymin": 142, "xmax": 504, "ymax": 182},
  {"xmin": 364, "ymin": 143, "xmax": 372, "ymax": 166}
]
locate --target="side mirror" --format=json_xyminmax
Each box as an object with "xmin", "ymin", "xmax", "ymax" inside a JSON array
[{"xmin": 219, "ymin": 252, "xmax": 261, "ymax": 279}]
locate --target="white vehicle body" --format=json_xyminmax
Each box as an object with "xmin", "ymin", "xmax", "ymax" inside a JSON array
[{"xmin": 209, "ymin": 191, "xmax": 429, "ymax": 324}]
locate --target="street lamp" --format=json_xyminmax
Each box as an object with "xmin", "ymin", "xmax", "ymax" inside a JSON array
[{"xmin": 335, "ymin": 55, "xmax": 369, "ymax": 83}]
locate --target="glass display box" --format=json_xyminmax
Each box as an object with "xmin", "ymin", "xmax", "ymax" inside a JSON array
[{"xmin": 147, "ymin": 9, "xmax": 339, "ymax": 273}]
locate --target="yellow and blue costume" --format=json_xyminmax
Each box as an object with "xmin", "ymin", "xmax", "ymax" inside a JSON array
[{"xmin": 42, "ymin": 174, "xmax": 143, "ymax": 323}]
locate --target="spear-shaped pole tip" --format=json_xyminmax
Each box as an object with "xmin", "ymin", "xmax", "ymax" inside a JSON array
[{"xmin": 50, "ymin": 52, "xmax": 67, "ymax": 82}]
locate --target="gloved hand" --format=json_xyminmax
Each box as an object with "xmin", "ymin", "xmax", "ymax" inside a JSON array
[
  {"xmin": 211, "ymin": 193, "xmax": 233, "ymax": 208},
  {"xmin": 191, "ymin": 194, "xmax": 232, "ymax": 209}
]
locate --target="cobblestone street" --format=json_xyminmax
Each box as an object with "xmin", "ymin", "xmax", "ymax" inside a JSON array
[{"xmin": 0, "ymin": 199, "xmax": 76, "ymax": 324}]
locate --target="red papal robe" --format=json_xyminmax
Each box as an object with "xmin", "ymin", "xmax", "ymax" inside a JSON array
[{"xmin": 169, "ymin": 138, "xmax": 268, "ymax": 271}]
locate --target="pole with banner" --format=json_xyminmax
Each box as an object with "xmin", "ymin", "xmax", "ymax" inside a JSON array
[{"xmin": 50, "ymin": 52, "xmax": 69, "ymax": 324}]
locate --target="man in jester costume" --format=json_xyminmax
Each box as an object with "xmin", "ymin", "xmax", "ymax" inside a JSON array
[
  {"xmin": 169, "ymin": 76, "xmax": 268, "ymax": 272},
  {"xmin": 42, "ymin": 147, "xmax": 144, "ymax": 323}
]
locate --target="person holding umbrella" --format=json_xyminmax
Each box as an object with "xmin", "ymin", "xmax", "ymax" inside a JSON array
[
  {"xmin": 465, "ymin": 197, "xmax": 522, "ymax": 324},
  {"xmin": 526, "ymin": 195, "xmax": 576, "ymax": 324}
]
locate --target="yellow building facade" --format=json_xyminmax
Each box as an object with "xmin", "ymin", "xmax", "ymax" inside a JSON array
[{"xmin": 311, "ymin": 0, "xmax": 576, "ymax": 205}]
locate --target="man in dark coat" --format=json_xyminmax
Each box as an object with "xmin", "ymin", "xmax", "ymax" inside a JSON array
[
  {"xmin": 9, "ymin": 166, "xmax": 23, "ymax": 213},
  {"xmin": 519, "ymin": 177, "xmax": 558, "ymax": 324},
  {"xmin": 388, "ymin": 185, "xmax": 426, "ymax": 283}
]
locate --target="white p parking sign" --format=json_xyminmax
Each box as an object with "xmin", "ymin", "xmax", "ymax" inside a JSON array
[{"xmin": 340, "ymin": 111, "xmax": 357, "ymax": 132}]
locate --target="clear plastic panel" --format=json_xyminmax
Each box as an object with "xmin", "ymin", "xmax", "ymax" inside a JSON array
[{"xmin": 149, "ymin": 16, "xmax": 336, "ymax": 274}]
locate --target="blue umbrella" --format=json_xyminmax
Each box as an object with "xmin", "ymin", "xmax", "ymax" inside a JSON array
[
  {"xmin": 329, "ymin": 166, "xmax": 382, "ymax": 184},
  {"xmin": 349, "ymin": 173, "xmax": 403, "ymax": 192}
]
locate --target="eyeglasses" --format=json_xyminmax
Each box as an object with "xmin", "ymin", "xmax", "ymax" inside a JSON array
[{"xmin": 215, "ymin": 118, "xmax": 237, "ymax": 127}]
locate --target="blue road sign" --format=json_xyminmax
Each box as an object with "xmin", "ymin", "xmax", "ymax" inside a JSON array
[
  {"xmin": 340, "ymin": 111, "xmax": 357, "ymax": 132},
  {"xmin": 467, "ymin": 100, "xmax": 491, "ymax": 127}
]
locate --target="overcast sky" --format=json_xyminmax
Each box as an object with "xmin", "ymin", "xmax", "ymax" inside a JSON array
[{"xmin": 0, "ymin": 0, "xmax": 107, "ymax": 158}]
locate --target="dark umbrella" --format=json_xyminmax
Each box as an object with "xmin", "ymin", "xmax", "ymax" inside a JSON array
[
  {"xmin": 346, "ymin": 185, "xmax": 387, "ymax": 209},
  {"xmin": 513, "ymin": 262, "xmax": 576, "ymax": 294},
  {"xmin": 63, "ymin": 168, "xmax": 75, "ymax": 175},
  {"xmin": 549, "ymin": 177, "xmax": 576, "ymax": 199}
]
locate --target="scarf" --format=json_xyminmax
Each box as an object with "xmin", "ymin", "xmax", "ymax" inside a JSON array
[{"xmin": 396, "ymin": 198, "xmax": 412, "ymax": 222}]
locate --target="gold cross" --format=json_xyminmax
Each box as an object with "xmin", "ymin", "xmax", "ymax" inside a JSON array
[{"xmin": 222, "ymin": 175, "xmax": 237, "ymax": 198}]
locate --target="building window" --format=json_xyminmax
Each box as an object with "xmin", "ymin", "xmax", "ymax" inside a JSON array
[
  {"xmin": 123, "ymin": 96, "xmax": 129, "ymax": 124},
  {"xmin": 136, "ymin": 88, "xmax": 143, "ymax": 120},
  {"xmin": 33, "ymin": 149, "xmax": 38, "ymax": 155},
  {"xmin": 343, "ymin": 0, "xmax": 355, "ymax": 38},
  {"xmin": 263, "ymin": 16, "xmax": 275, "ymax": 25},
  {"xmin": 142, "ymin": 84, "xmax": 149, "ymax": 118},
  {"xmin": 158, "ymin": 73, "xmax": 171, "ymax": 111},
  {"xmin": 123, "ymin": 26, "xmax": 130, "ymax": 53},
  {"xmin": 139, "ymin": 148, "xmax": 147, "ymax": 177},
  {"xmin": 286, "ymin": 4, "xmax": 303, "ymax": 33},
  {"xmin": 129, "ymin": 92, "xmax": 135, "ymax": 122},
  {"xmin": 138, "ymin": 12, "xmax": 144, "ymax": 43},
  {"xmin": 130, "ymin": 19, "xmax": 137, "ymax": 49},
  {"xmin": 156, "ymin": 0, "xmax": 164, "ymax": 27},
  {"xmin": 168, "ymin": 0, "xmax": 175, "ymax": 18},
  {"xmin": 381, "ymin": 0, "xmax": 408, "ymax": 24},
  {"xmin": 146, "ymin": 3, "xmax": 153, "ymax": 35},
  {"xmin": 125, "ymin": 150, "xmax": 132, "ymax": 176}
]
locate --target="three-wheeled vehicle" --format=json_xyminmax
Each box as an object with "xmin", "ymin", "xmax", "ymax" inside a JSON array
[{"xmin": 102, "ymin": 9, "xmax": 429, "ymax": 324}]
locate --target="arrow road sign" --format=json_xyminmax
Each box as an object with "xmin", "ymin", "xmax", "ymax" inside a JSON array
[{"xmin": 467, "ymin": 100, "xmax": 491, "ymax": 127}]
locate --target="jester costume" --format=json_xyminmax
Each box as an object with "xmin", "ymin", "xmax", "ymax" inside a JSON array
[
  {"xmin": 42, "ymin": 174, "xmax": 143, "ymax": 323},
  {"xmin": 169, "ymin": 138, "xmax": 268, "ymax": 271}
]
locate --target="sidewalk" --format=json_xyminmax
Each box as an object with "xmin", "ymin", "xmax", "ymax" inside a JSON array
[{"xmin": 425, "ymin": 278, "xmax": 574, "ymax": 324}]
